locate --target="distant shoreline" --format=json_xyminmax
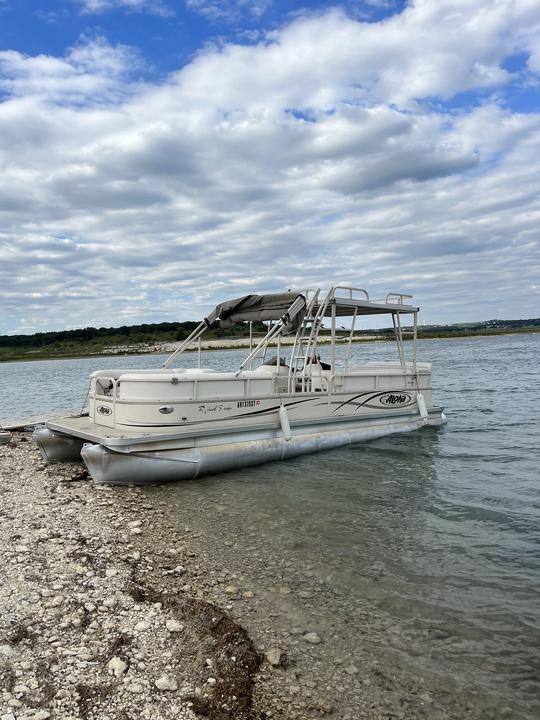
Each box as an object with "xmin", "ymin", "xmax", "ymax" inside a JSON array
[{"xmin": 1, "ymin": 326, "xmax": 538, "ymax": 364}]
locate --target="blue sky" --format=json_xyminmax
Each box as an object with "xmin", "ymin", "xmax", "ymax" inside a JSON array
[
  {"xmin": 0, "ymin": 0, "xmax": 539, "ymax": 333},
  {"xmin": 1, "ymin": 1, "xmax": 407, "ymax": 76}
]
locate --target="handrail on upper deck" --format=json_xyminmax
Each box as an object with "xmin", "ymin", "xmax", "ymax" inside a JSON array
[
  {"xmin": 332, "ymin": 286, "xmax": 370, "ymax": 301},
  {"xmin": 384, "ymin": 292, "xmax": 414, "ymax": 304}
]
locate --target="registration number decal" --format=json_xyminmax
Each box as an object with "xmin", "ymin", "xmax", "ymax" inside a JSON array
[{"xmin": 237, "ymin": 400, "xmax": 261, "ymax": 408}]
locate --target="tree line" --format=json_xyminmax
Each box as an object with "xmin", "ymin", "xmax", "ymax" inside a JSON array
[{"xmin": 0, "ymin": 320, "xmax": 268, "ymax": 349}]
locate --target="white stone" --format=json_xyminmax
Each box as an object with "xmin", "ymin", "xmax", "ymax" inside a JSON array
[
  {"xmin": 155, "ymin": 674, "xmax": 178, "ymax": 691},
  {"xmin": 128, "ymin": 520, "xmax": 142, "ymax": 528},
  {"xmin": 265, "ymin": 648, "xmax": 283, "ymax": 667},
  {"xmin": 303, "ymin": 632, "xmax": 322, "ymax": 644},
  {"xmin": 103, "ymin": 596, "xmax": 117, "ymax": 608},
  {"xmin": 33, "ymin": 712, "xmax": 51, "ymax": 720},
  {"xmin": 127, "ymin": 683, "xmax": 144, "ymax": 693},
  {"xmin": 166, "ymin": 619, "xmax": 184, "ymax": 633},
  {"xmin": 135, "ymin": 621, "xmax": 150, "ymax": 632},
  {"xmin": 107, "ymin": 656, "xmax": 128, "ymax": 677}
]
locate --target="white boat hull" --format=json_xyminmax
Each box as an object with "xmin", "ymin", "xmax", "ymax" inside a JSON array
[{"xmin": 35, "ymin": 409, "xmax": 446, "ymax": 485}]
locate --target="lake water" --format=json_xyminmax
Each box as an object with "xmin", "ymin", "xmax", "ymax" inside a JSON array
[{"xmin": 1, "ymin": 335, "xmax": 539, "ymax": 716}]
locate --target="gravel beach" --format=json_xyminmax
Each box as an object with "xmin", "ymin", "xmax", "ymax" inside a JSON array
[{"xmin": 1, "ymin": 433, "xmax": 528, "ymax": 720}]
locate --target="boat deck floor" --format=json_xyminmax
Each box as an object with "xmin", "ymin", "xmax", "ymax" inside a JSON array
[{"xmin": 47, "ymin": 415, "xmax": 180, "ymax": 444}]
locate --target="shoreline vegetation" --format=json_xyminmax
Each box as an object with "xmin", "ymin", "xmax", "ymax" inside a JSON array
[{"xmin": 1, "ymin": 320, "xmax": 539, "ymax": 363}]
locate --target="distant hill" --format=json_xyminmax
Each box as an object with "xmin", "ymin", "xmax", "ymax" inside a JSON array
[{"xmin": 361, "ymin": 318, "xmax": 540, "ymax": 337}]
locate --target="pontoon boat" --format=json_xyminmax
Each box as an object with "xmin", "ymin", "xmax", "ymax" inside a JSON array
[{"xmin": 34, "ymin": 286, "xmax": 446, "ymax": 484}]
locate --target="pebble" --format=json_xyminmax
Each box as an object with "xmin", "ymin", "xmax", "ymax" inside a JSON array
[
  {"xmin": 265, "ymin": 647, "xmax": 284, "ymax": 667},
  {"xmin": 33, "ymin": 712, "xmax": 51, "ymax": 720},
  {"xmin": 166, "ymin": 619, "xmax": 184, "ymax": 633},
  {"xmin": 107, "ymin": 656, "xmax": 128, "ymax": 677},
  {"xmin": 303, "ymin": 632, "xmax": 322, "ymax": 644},
  {"xmin": 127, "ymin": 683, "xmax": 144, "ymax": 694},
  {"xmin": 155, "ymin": 674, "xmax": 178, "ymax": 691}
]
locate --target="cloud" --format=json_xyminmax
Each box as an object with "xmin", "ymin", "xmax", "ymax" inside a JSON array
[
  {"xmin": 186, "ymin": 0, "xmax": 272, "ymax": 23},
  {"xmin": 0, "ymin": 36, "xmax": 143, "ymax": 104},
  {"xmin": 1, "ymin": 2, "xmax": 540, "ymax": 334},
  {"xmin": 77, "ymin": 0, "xmax": 175, "ymax": 17}
]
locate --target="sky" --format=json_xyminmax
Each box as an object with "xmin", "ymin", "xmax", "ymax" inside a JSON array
[{"xmin": 0, "ymin": 0, "xmax": 539, "ymax": 334}]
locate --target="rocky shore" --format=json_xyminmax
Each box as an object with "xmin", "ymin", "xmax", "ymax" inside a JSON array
[
  {"xmin": 1, "ymin": 434, "xmax": 528, "ymax": 720},
  {"xmin": 1, "ymin": 434, "xmax": 263, "ymax": 720}
]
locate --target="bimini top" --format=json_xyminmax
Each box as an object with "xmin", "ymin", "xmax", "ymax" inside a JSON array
[{"xmin": 212, "ymin": 292, "xmax": 306, "ymax": 332}]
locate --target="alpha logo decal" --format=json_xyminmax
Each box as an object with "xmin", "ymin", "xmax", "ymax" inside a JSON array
[
  {"xmin": 378, "ymin": 392, "xmax": 412, "ymax": 406},
  {"xmin": 97, "ymin": 405, "xmax": 112, "ymax": 416}
]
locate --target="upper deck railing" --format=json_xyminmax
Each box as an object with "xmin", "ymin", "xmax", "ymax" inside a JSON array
[{"xmin": 162, "ymin": 285, "xmax": 419, "ymax": 376}]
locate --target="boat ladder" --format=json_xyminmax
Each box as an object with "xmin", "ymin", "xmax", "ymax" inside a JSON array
[{"xmin": 289, "ymin": 290, "xmax": 331, "ymax": 392}]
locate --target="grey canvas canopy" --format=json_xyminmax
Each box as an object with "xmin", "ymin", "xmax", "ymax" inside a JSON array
[{"xmin": 212, "ymin": 292, "xmax": 306, "ymax": 332}]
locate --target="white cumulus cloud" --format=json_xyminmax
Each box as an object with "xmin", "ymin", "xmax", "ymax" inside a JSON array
[{"xmin": 1, "ymin": 1, "xmax": 540, "ymax": 334}]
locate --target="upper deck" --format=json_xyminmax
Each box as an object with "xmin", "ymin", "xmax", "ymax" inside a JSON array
[{"xmin": 311, "ymin": 287, "xmax": 418, "ymax": 317}]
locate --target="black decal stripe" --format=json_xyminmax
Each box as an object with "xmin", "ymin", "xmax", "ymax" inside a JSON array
[{"xmin": 332, "ymin": 392, "xmax": 374, "ymax": 413}]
